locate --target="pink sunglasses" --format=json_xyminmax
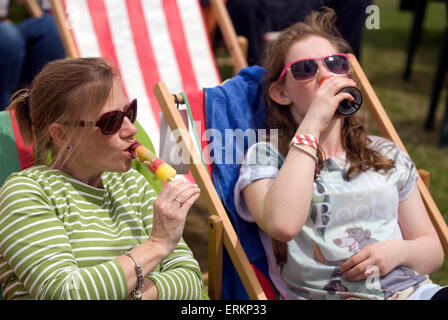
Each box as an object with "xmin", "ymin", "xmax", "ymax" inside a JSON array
[{"xmin": 277, "ymin": 53, "xmax": 351, "ymax": 82}]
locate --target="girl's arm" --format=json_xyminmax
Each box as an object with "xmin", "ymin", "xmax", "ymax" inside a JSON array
[
  {"xmin": 340, "ymin": 186, "xmax": 444, "ymax": 281},
  {"xmin": 243, "ymin": 77, "xmax": 355, "ymax": 242},
  {"xmin": 242, "ymin": 141, "xmax": 317, "ymax": 242},
  {"xmin": 396, "ymin": 186, "xmax": 444, "ymax": 274}
]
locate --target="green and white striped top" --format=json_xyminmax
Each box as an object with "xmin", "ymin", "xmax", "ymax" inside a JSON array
[{"xmin": 0, "ymin": 166, "xmax": 203, "ymax": 300}]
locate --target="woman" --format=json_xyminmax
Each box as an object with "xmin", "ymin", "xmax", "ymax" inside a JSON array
[
  {"xmin": 234, "ymin": 7, "xmax": 446, "ymax": 300},
  {"xmin": 0, "ymin": 57, "xmax": 202, "ymax": 300}
]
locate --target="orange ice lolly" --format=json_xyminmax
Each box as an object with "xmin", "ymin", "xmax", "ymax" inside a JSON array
[{"xmin": 130, "ymin": 142, "xmax": 176, "ymax": 182}]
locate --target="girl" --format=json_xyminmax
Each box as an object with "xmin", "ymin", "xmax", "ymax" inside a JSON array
[{"xmin": 234, "ymin": 7, "xmax": 446, "ymax": 300}]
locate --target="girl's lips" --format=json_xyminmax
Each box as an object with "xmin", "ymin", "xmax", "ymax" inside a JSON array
[{"xmin": 318, "ymin": 76, "xmax": 331, "ymax": 87}]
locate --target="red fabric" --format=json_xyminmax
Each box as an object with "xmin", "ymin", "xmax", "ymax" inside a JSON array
[
  {"xmin": 86, "ymin": 0, "xmax": 130, "ymax": 101},
  {"xmin": 125, "ymin": 0, "xmax": 162, "ymax": 126},
  {"xmin": 9, "ymin": 110, "xmax": 34, "ymax": 170},
  {"xmin": 162, "ymin": 0, "xmax": 198, "ymax": 93},
  {"xmin": 186, "ymin": 90, "xmax": 213, "ymax": 178},
  {"xmin": 251, "ymin": 264, "xmax": 278, "ymax": 300}
]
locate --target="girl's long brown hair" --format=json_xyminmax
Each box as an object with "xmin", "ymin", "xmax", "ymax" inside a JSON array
[{"xmin": 262, "ymin": 7, "xmax": 395, "ymax": 267}]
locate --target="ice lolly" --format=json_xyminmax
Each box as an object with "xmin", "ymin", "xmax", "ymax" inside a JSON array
[{"xmin": 130, "ymin": 142, "xmax": 176, "ymax": 182}]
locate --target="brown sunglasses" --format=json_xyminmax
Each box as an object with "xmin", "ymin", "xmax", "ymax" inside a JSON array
[{"xmin": 62, "ymin": 99, "xmax": 137, "ymax": 135}]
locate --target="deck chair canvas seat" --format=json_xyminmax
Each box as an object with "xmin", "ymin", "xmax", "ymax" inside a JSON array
[
  {"xmin": 50, "ymin": 0, "xmax": 221, "ymax": 177},
  {"xmin": 154, "ymin": 55, "xmax": 448, "ymax": 300}
]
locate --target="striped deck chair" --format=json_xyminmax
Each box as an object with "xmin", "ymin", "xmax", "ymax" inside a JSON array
[
  {"xmin": 155, "ymin": 81, "xmax": 271, "ymax": 300},
  {"xmin": 154, "ymin": 53, "xmax": 448, "ymax": 300}
]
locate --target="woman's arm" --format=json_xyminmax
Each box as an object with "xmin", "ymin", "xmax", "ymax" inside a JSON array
[
  {"xmin": 117, "ymin": 178, "xmax": 201, "ymax": 300},
  {"xmin": 0, "ymin": 176, "xmax": 129, "ymax": 300},
  {"xmin": 118, "ymin": 237, "xmax": 203, "ymax": 300}
]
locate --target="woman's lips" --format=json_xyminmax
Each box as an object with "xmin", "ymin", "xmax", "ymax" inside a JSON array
[{"xmin": 128, "ymin": 142, "xmax": 141, "ymax": 154}]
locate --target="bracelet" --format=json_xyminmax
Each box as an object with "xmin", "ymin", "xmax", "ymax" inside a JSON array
[
  {"xmin": 123, "ymin": 251, "xmax": 144, "ymax": 300},
  {"xmin": 290, "ymin": 143, "xmax": 319, "ymax": 163},
  {"xmin": 290, "ymin": 135, "xmax": 319, "ymax": 150}
]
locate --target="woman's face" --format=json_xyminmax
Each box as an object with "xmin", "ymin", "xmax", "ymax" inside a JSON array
[
  {"xmin": 272, "ymin": 35, "xmax": 344, "ymax": 122},
  {"xmin": 69, "ymin": 80, "xmax": 138, "ymax": 180}
]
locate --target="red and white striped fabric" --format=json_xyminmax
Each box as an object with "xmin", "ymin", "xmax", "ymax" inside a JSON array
[
  {"xmin": 290, "ymin": 134, "xmax": 319, "ymax": 150},
  {"xmin": 62, "ymin": 0, "xmax": 221, "ymax": 156}
]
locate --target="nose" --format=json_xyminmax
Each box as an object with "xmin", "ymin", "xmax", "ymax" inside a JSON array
[
  {"xmin": 316, "ymin": 61, "xmax": 332, "ymax": 86},
  {"xmin": 120, "ymin": 116, "xmax": 138, "ymax": 138}
]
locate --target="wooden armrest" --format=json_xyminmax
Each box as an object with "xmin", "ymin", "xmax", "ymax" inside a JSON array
[{"xmin": 417, "ymin": 169, "xmax": 430, "ymax": 189}]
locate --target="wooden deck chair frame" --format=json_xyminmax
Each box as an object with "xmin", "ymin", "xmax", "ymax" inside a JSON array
[
  {"xmin": 154, "ymin": 83, "xmax": 267, "ymax": 300},
  {"xmin": 154, "ymin": 53, "xmax": 448, "ymax": 300},
  {"xmin": 24, "ymin": 0, "xmax": 43, "ymax": 18}
]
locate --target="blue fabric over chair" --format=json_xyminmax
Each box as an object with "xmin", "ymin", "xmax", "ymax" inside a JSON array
[{"xmin": 204, "ymin": 66, "xmax": 275, "ymax": 299}]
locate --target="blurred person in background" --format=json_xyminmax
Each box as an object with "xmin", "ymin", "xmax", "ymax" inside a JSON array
[
  {"xmin": 0, "ymin": 0, "xmax": 64, "ymax": 110},
  {"xmin": 225, "ymin": 0, "xmax": 372, "ymax": 65}
]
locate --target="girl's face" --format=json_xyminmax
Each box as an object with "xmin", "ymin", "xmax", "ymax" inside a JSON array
[
  {"xmin": 271, "ymin": 35, "xmax": 345, "ymax": 123},
  {"xmin": 68, "ymin": 79, "xmax": 138, "ymax": 181}
]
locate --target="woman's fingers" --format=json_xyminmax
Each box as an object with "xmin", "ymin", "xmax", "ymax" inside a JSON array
[
  {"xmin": 159, "ymin": 180, "xmax": 199, "ymax": 203},
  {"xmin": 173, "ymin": 186, "xmax": 201, "ymax": 209},
  {"xmin": 179, "ymin": 191, "xmax": 201, "ymax": 212}
]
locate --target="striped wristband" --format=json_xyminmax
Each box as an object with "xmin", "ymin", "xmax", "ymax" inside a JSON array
[{"xmin": 290, "ymin": 135, "xmax": 319, "ymax": 150}]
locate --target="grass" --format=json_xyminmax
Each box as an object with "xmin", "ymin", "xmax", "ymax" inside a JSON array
[{"xmin": 361, "ymin": 0, "xmax": 448, "ymax": 284}]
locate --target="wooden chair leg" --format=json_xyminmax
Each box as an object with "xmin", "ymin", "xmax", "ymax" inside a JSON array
[
  {"xmin": 24, "ymin": 0, "xmax": 43, "ymax": 17},
  {"xmin": 210, "ymin": 0, "xmax": 248, "ymax": 73},
  {"xmin": 208, "ymin": 215, "xmax": 223, "ymax": 300}
]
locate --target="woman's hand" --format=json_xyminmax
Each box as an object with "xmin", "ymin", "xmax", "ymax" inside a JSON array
[
  {"xmin": 147, "ymin": 180, "xmax": 200, "ymax": 257},
  {"xmin": 300, "ymin": 76, "xmax": 357, "ymax": 135},
  {"xmin": 339, "ymin": 240, "xmax": 406, "ymax": 282}
]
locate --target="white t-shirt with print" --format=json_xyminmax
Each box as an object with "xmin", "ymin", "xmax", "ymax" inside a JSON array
[{"xmin": 234, "ymin": 136, "xmax": 427, "ymax": 300}]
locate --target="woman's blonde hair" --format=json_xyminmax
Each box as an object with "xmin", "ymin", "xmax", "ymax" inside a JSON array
[{"xmin": 8, "ymin": 57, "xmax": 119, "ymax": 168}]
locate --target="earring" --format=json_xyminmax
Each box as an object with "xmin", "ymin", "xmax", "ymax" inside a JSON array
[{"xmin": 66, "ymin": 145, "xmax": 71, "ymax": 151}]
